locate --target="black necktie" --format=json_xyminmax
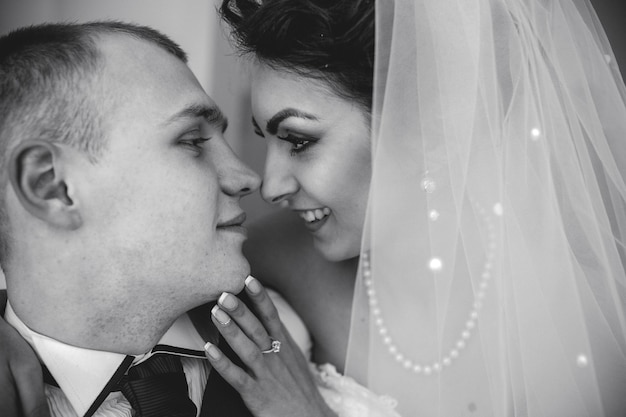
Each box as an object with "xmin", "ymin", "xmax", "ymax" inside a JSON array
[
  {"xmin": 199, "ymin": 337, "xmax": 253, "ymax": 417},
  {"xmin": 189, "ymin": 300, "xmax": 253, "ymax": 417},
  {"xmin": 119, "ymin": 354, "xmax": 197, "ymax": 417}
]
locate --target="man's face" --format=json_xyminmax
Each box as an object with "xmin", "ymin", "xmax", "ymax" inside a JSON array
[{"xmin": 70, "ymin": 34, "xmax": 260, "ymax": 316}]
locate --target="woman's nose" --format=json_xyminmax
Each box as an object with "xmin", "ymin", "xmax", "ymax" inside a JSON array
[{"xmin": 260, "ymin": 148, "xmax": 298, "ymax": 205}]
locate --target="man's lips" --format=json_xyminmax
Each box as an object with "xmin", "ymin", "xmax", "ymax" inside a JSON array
[{"xmin": 217, "ymin": 212, "xmax": 247, "ymax": 228}]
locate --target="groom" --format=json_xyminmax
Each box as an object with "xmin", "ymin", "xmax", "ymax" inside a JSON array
[{"xmin": 0, "ymin": 22, "xmax": 260, "ymax": 416}]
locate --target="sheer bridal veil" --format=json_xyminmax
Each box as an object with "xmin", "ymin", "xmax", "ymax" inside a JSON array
[{"xmin": 346, "ymin": 0, "xmax": 626, "ymax": 415}]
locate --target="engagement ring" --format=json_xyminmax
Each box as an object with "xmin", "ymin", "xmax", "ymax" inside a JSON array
[{"xmin": 261, "ymin": 339, "xmax": 281, "ymax": 354}]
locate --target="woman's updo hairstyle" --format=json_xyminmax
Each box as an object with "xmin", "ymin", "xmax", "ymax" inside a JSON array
[{"xmin": 220, "ymin": 0, "xmax": 375, "ymax": 110}]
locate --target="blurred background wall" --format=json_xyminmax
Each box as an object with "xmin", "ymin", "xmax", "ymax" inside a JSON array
[{"xmin": 0, "ymin": 0, "xmax": 624, "ymax": 288}]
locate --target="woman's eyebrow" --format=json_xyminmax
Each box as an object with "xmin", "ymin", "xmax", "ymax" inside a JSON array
[{"xmin": 266, "ymin": 108, "xmax": 317, "ymax": 135}]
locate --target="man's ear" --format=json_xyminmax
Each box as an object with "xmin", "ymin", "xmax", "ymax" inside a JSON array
[{"xmin": 8, "ymin": 139, "xmax": 82, "ymax": 230}]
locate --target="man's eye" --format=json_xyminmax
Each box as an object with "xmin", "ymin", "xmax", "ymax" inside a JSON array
[{"xmin": 180, "ymin": 138, "xmax": 210, "ymax": 152}]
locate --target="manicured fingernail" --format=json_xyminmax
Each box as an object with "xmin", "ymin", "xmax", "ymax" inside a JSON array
[
  {"xmin": 211, "ymin": 305, "xmax": 231, "ymax": 325},
  {"xmin": 218, "ymin": 292, "xmax": 238, "ymax": 310},
  {"xmin": 245, "ymin": 275, "xmax": 262, "ymax": 294},
  {"xmin": 204, "ymin": 342, "xmax": 221, "ymax": 360}
]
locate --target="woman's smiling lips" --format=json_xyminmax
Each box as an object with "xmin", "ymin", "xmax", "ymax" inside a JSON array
[{"xmin": 295, "ymin": 207, "xmax": 331, "ymax": 232}]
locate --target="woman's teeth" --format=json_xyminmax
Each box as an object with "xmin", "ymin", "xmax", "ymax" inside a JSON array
[{"xmin": 299, "ymin": 207, "xmax": 331, "ymax": 223}]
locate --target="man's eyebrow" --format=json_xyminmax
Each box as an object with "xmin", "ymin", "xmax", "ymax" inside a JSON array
[
  {"xmin": 165, "ymin": 103, "xmax": 229, "ymax": 133},
  {"xmin": 266, "ymin": 108, "xmax": 317, "ymax": 135}
]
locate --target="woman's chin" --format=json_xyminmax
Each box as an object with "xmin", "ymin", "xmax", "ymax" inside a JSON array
[{"xmin": 314, "ymin": 238, "xmax": 361, "ymax": 263}]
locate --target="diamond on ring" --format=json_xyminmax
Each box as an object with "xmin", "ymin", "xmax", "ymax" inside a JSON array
[{"xmin": 261, "ymin": 339, "xmax": 281, "ymax": 354}]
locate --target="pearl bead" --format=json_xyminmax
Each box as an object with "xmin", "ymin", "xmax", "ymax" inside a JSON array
[
  {"xmin": 429, "ymin": 258, "xmax": 443, "ymax": 271},
  {"xmin": 422, "ymin": 178, "xmax": 437, "ymax": 193},
  {"xmin": 361, "ymin": 199, "xmax": 496, "ymax": 376},
  {"xmin": 530, "ymin": 128, "xmax": 541, "ymax": 140}
]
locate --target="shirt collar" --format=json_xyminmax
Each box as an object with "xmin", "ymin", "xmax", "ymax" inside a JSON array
[{"xmin": 5, "ymin": 302, "xmax": 211, "ymax": 417}]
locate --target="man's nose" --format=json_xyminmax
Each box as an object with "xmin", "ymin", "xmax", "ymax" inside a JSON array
[{"xmin": 218, "ymin": 145, "xmax": 261, "ymax": 197}]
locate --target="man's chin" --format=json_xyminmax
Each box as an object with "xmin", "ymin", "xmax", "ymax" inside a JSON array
[{"xmin": 223, "ymin": 264, "xmax": 250, "ymax": 294}]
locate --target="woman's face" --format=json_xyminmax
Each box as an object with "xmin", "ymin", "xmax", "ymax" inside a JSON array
[{"xmin": 250, "ymin": 65, "xmax": 371, "ymax": 261}]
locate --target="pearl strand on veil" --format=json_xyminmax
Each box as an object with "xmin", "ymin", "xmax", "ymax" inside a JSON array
[{"xmin": 362, "ymin": 202, "xmax": 498, "ymax": 375}]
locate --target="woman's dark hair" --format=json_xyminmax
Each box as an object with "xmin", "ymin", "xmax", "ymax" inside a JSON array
[{"xmin": 220, "ymin": 0, "xmax": 375, "ymax": 110}]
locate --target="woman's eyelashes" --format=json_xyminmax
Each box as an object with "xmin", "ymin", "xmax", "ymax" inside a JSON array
[
  {"xmin": 251, "ymin": 118, "xmax": 316, "ymax": 155},
  {"xmin": 277, "ymin": 133, "xmax": 316, "ymax": 155}
]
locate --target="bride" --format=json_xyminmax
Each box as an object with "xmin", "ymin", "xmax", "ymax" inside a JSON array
[
  {"xmin": 221, "ymin": 0, "xmax": 626, "ymax": 414},
  {"xmin": 3, "ymin": 0, "xmax": 626, "ymax": 415}
]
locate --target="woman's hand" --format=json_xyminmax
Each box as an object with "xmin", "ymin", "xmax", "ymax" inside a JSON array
[
  {"xmin": 0, "ymin": 310, "xmax": 49, "ymax": 417},
  {"xmin": 205, "ymin": 276, "xmax": 337, "ymax": 417}
]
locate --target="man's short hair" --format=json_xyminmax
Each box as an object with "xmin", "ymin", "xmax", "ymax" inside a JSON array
[{"xmin": 0, "ymin": 21, "xmax": 188, "ymax": 264}]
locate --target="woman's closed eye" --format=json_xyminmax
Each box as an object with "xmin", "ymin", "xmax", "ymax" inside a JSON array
[{"xmin": 277, "ymin": 133, "xmax": 316, "ymax": 155}]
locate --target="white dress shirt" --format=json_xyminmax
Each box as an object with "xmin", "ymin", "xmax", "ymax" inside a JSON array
[
  {"xmin": 6, "ymin": 303, "xmax": 211, "ymax": 417},
  {"xmin": 5, "ymin": 288, "xmax": 312, "ymax": 417}
]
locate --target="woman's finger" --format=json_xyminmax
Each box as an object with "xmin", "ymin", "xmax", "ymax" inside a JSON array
[
  {"xmin": 210, "ymin": 305, "xmax": 269, "ymax": 375},
  {"xmin": 216, "ymin": 292, "xmax": 273, "ymax": 352},
  {"xmin": 203, "ymin": 342, "xmax": 254, "ymax": 393},
  {"xmin": 243, "ymin": 276, "xmax": 284, "ymax": 337}
]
